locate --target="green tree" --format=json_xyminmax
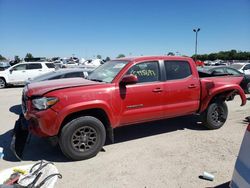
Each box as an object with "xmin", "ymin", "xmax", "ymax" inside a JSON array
[
  {"xmin": 25, "ymin": 53, "xmax": 33, "ymax": 59},
  {"xmin": 97, "ymin": 55, "xmax": 102, "ymax": 59},
  {"xmin": 117, "ymin": 54, "xmax": 125, "ymax": 58}
]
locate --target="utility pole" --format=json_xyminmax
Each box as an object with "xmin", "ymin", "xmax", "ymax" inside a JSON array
[{"xmin": 193, "ymin": 28, "xmax": 200, "ymax": 62}]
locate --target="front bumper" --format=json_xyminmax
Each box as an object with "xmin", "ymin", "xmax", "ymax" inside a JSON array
[
  {"xmin": 22, "ymin": 90, "xmax": 61, "ymax": 137},
  {"xmin": 24, "ymin": 108, "xmax": 60, "ymax": 137}
]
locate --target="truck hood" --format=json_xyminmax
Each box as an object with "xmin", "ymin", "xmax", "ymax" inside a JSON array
[{"xmin": 26, "ymin": 78, "xmax": 104, "ymax": 96}]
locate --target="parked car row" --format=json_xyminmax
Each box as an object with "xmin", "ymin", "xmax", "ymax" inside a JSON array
[
  {"xmin": 0, "ymin": 62, "xmax": 55, "ymax": 88},
  {"xmin": 198, "ymin": 66, "xmax": 250, "ymax": 94},
  {"xmin": 0, "ymin": 61, "xmax": 93, "ymax": 88}
]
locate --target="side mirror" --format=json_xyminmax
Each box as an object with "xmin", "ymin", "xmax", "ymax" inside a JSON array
[
  {"xmin": 120, "ymin": 74, "xmax": 138, "ymax": 85},
  {"xmin": 9, "ymin": 69, "xmax": 13, "ymax": 74}
]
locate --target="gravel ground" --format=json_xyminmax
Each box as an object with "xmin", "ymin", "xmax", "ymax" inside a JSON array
[{"xmin": 0, "ymin": 87, "xmax": 249, "ymax": 188}]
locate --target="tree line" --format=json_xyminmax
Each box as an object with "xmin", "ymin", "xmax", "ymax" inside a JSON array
[
  {"xmin": 1, "ymin": 50, "xmax": 250, "ymax": 62},
  {"xmin": 191, "ymin": 50, "xmax": 250, "ymax": 61}
]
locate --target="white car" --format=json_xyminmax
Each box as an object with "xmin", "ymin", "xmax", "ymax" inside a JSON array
[
  {"xmin": 0, "ymin": 62, "xmax": 55, "ymax": 88},
  {"xmin": 230, "ymin": 120, "xmax": 250, "ymax": 188},
  {"xmin": 231, "ymin": 63, "xmax": 250, "ymax": 75}
]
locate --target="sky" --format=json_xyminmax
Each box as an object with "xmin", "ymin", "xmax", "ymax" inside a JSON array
[{"xmin": 0, "ymin": 0, "xmax": 249, "ymax": 59}]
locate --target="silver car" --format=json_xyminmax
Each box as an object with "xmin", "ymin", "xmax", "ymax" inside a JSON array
[{"xmin": 230, "ymin": 119, "xmax": 250, "ymax": 188}]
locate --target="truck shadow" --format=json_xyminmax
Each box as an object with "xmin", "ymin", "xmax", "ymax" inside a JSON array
[
  {"xmin": 4, "ymin": 104, "xmax": 209, "ymax": 162},
  {"xmin": 9, "ymin": 104, "xmax": 22, "ymax": 115},
  {"xmin": 112, "ymin": 115, "xmax": 206, "ymax": 144},
  {"xmin": 0, "ymin": 130, "xmax": 68, "ymax": 162}
]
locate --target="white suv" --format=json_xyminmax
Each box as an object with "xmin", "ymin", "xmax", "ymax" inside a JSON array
[{"xmin": 0, "ymin": 62, "xmax": 55, "ymax": 88}]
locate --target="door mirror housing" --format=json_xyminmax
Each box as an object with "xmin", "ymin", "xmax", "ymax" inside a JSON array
[{"xmin": 120, "ymin": 74, "xmax": 138, "ymax": 85}]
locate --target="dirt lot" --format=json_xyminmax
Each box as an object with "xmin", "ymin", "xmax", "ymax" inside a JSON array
[{"xmin": 0, "ymin": 87, "xmax": 249, "ymax": 188}]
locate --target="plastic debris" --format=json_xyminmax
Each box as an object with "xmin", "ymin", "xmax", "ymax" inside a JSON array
[{"xmin": 202, "ymin": 171, "xmax": 215, "ymax": 181}]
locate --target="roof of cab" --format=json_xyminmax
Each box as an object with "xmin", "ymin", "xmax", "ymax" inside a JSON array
[{"xmin": 115, "ymin": 56, "xmax": 193, "ymax": 62}]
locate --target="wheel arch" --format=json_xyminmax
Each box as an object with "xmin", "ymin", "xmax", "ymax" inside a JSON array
[
  {"xmin": 59, "ymin": 108, "xmax": 112, "ymax": 140},
  {"xmin": 199, "ymin": 89, "xmax": 237, "ymax": 113},
  {"xmin": 0, "ymin": 77, "xmax": 7, "ymax": 88}
]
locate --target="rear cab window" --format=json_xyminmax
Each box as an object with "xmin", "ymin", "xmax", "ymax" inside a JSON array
[{"xmin": 164, "ymin": 61, "xmax": 192, "ymax": 80}]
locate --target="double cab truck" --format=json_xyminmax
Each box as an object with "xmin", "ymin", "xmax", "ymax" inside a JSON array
[{"xmin": 20, "ymin": 56, "xmax": 246, "ymax": 160}]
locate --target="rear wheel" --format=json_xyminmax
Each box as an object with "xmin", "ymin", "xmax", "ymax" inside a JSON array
[
  {"xmin": 0, "ymin": 78, "xmax": 6, "ymax": 89},
  {"xmin": 201, "ymin": 101, "xmax": 228, "ymax": 130},
  {"xmin": 59, "ymin": 116, "xmax": 106, "ymax": 160}
]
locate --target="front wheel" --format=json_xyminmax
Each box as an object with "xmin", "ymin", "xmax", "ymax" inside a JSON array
[
  {"xmin": 59, "ymin": 116, "xmax": 106, "ymax": 160},
  {"xmin": 0, "ymin": 78, "xmax": 6, "ymax": 89},
  {"xmin": 201, "ymin": 101, "xmax": 228, "ymax": 130}
]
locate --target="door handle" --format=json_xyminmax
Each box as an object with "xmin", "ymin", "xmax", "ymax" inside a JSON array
[
  {"xmin": 188, "ymin": 84, "xmax": 196, "ymax": 89},
  {"xmin": 22, "ymin": 71, "xmax": 26, "ymax": 73},
  {"xmin": 152, "ymin": 88, "xmax": 163, "ymax": 92}
]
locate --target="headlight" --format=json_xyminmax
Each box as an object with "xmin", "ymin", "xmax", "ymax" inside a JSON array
[{"xmin": 32, "ymin": 97, "xmax": 58, "ymax": 110}]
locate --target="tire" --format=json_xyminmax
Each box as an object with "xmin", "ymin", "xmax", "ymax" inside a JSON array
[
  {"xmin": 201, "ymin": 101, "xmax": 228, "ymax": 130},
  {"xmin": 0, "ymin": 78, "xmax": 6, "ymax": 89},
  {"xmin": 59, "ymin": 116, "xmax": 106, "ymax": 160}
]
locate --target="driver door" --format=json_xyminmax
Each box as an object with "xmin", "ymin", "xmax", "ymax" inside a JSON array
[
  {"xmin": 117, "ymin": 61, "xmax": 164, "ymax": 126},
  {"xmin": 8, "ymin": 64, "xmax": 28, "ymax": 84}
]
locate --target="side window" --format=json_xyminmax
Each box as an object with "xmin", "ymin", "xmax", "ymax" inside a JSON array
[
  {"xmin": 27, "ymin": 63, "xmax": 42, "ymax": 70},
  {"xmin": 211, "ymin": 68, "xmax": 225, "ymax": 74},
  {"xmin": 127, "ymin": 61, "xmax": 160, "ymax": 83},
  {"xmin": 244, "ymin": 64, "xmax": 250, "ymax": 70},
  {"xmin": 64, "ymin": 72, "xmax": 83, "ymax": 78},
  {"xmin": 12, "ymin": 64, "xmax": 27, "ymax": 71},
  {"xmin": 46, "ymin": 63, "xmax": 55, "ymax": 68},
  {"xmin": 165, "ymin": 61, "xmax": 192, "ymax": 80},
  {"xmin": 226, "ymin": 68, "xmax": 241, "ymax": 75},
  {"xmin": 48, "ymin": 75, "xmax": 62, "ymax": 80}
]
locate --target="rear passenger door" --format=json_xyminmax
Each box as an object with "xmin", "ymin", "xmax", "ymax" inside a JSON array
[
  {"xmin": 162, "ymin": 60, "xmax": 200, "ymax": 117},
  {"xmin": 26, "ymin": 63, "xmax": 43, "ymax": 80}
]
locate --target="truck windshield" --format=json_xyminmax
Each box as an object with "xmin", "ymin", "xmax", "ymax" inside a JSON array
[{"xmin": 87, "ymin": 60, "xmax": 129, "ymax": 83}]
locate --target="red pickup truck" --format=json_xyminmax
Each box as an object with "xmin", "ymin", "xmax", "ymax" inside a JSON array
[{"xmin": 21, "ymin": 56, "xmax": 246, "ymax": 160}]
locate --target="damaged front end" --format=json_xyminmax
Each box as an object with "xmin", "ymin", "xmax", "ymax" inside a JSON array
[{"xmin": 10, "ymin": 114, "xmax": 29, "ymax": 160}]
